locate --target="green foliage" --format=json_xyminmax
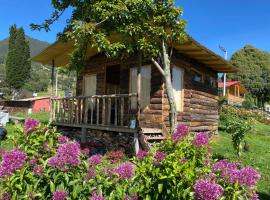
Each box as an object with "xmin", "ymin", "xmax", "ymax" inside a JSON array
[
  {"xmin": 32, "ymin": 0, "xmax": 186, "ymax": 71},
  {"xmin": 23, "ymin": 63, "xmax": 50, "ymax": 92},
  {"xmin": 242, "ymin": 98, "xmax": 255, "ymax": 109},
  {"xmin": 220, "ymin": 106, "xmax": 254, "ymax": 156},
  {"xmin": 0, "ymin": 123, "xmax": 260, "ymax": 199},
  {"xmin": 228, "ymin": 45, "xmax": 270, "ymax": 108},
  {"xmin": 5, "ymin": 25, "xmax": 31, "ymax": 91},
  {"xmin": 212, "ymin": 123, "xmax": 270, "ymax": 199}
]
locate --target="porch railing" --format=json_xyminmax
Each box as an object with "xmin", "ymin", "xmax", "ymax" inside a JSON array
[{"xmin": 50, "ymin": 93, "xmax": 137, "ymax": 128}]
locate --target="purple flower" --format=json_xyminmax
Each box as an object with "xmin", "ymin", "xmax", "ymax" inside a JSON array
[
  {"xmin": 172, "ymin": 124, "xmax": 189, "ymax": 142},
  {"xmin": 58, "ymin": 135, "xmax": 69, "ymax": 144},
  {"xmin": 181, "ymin": 157, "xmax": 187, "ymax": 163},
  {"xmin": 89, "ymin": 154, "xmax": 102, "ymax": 166},
  {"xmin": 43, "ymin": 142, "xmax": 51, "ymax": 153},
  {"xmin": 113, "ymin": 162, "xmax": 135, "ymax": 180},
  {"xmin": 33, "ymin": 165, "xmax": 44, "ymax": 176},
  {"xmin": 24, "ymin": 118, "xmax": 40, "ymax": 133},
  {"xmin": 90, "ymin": 192, "xmax": 104, "ymax": 200},
  {"xmin": 86, "ymin": 166, "xmax": 95, "ymax": 180},
  {"xmin": 1, "ymin": 192, "xmax": 11, "ymax": 200},
  {"xmin": 137, "ymin": 149, "xmax": 148, "ymax": 160},
  {"xmin": 29, "ymin": 158, "xmax": 37, "ymax": 165},
  {"xmin": 48, "ymin": 142, "xmax": 81, "ymax": 170},
  {"xmin": 246, "ymin": 190, "xmax": 259, "ymax": 200},
  {"xmin": 236, "ymin": 167, "xmax": 261, "ymax": 187},
  {"xmin": 154, "ymin": 151, "xmax": 166, "ymax": 163},
  {"xmin": 193, "ymin": 179, "xmax": 223, "ymax": 200},
  {"xmin": 53, "ymin": 191, "xmax": 68, "ymax": 200},
  {"xmin": 81, "ymin": 148, "xmax": 90, "ymax": 156},
  {"xmin": 212, "ymin": 160, "xmax": 260, "ymax": 187},
  {"xmin": 192, "ymin": 132, "xmax": 209, "ymax": 147},
  {"xmin": 0, "ymin": 149, "xmax": 27, "ymax": 177}
]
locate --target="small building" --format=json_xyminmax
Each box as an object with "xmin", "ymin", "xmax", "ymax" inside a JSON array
[
  {"xmin": 218, "ymin": 81, "xmax": 246, "ymax": 106},
  {"xmin": 1, "ymin": 97, "xmax": 50, "ymax": 114},
  {"xmin": 32, "ymin": 37, "xmax": 236, "ymax": 153}
]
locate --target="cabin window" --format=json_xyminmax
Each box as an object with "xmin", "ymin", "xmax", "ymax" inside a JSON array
[
  {"xmin": 206, "ymin": 76, "xmax": 217, "ymax": 87},
  {"xmin": 172, "ymin": 66, "xmax": 184, "ymax": 112},
  {"xmin": 193, "ymin": 70, "xmax": 204, "ymax": 83},
  {"xmin": 84, "ymin": 74, "xmax": 97, "ymax": 96},
  {"xmin": 130, "ymin": 65, "xmax": 151, "ymax": 109}
]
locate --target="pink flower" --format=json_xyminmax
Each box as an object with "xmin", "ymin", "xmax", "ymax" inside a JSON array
[
  {"xmin": 172, "ymin": 124, "xmax": 189, "ymax": 142},
  {"xmin": 137, "ymin": 149, "xmax": 148, "ymax": 160},
  {"xmin": 33, "ymin": 165, "xmax": 44, "ymax": 176},
  {"xmin": 193, "ymin": 179, "xmax": 223, "ymax": 200},
  {"xmin": 90, "ymin": 192, "xmax": 104, "ymax": 200},
  {"xmin": 0, "ymin": 149, "xmax": 27, "ymax": 177},
  {"xmin": 154, "ymin": 151, "xmax": 166, "ymax": 163},
  {"xmin": 89, "ymin": 154, "xmax": 103, "ymax": 166},
  {"xmin": 24, "ymin": 118, "xmax": 40, "ymax": 133},
  {"xmin": 124, "ymin": 194, "xmax": 138, "ymax": 200},
  {"xmin": 192, "ymin": 132, "xmax": 209, "ymax": 147},
  {"xmin": 81, "ymin": 147, "xmax": 90, "ymax": 156},
  {"xmin": 212, "ymin": 160, "xmax": 260, "ymax": 187},
  {"xmin": 48, "ymin": 142, "xmax": 81, "ymax": 170},
  {"xmin": 29, "ymin": 158, "xmax": 37, "ymax": 165},
  {"xmin": 113, "ymin": 162, "xmax": 135, "ymax": 180},
  {"xmin": 58, "ymin": 135, "xmax": 69, "ymax": 144},
  {"xmin": 53, "ymin": 191, "xmax": 68, "ymax": 200},
  {"xmin": 86, "ymin": 166, "xmax": 95, "ymax": 180}
]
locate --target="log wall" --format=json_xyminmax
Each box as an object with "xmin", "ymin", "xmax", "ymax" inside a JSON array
[{"xmin": 76, "ymin": 52, "xmax": 219, "ymax": 133}]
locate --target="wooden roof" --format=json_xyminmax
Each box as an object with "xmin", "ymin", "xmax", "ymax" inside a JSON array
[{"xmin": 32, "ymin": 36, "xmax": 237, "ymax": 73}]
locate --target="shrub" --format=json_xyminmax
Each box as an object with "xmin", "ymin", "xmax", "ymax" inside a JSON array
[{"xmin": 0, "ymin": 121, "xmax": 260, "ymax": 199}]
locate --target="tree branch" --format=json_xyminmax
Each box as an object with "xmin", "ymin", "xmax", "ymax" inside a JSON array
[{"xmin": 151, "ymin": 58, "xmax": 165, "ymax": 77}]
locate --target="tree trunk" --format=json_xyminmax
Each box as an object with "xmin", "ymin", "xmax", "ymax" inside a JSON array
[{"xmin": 161, "ymin": 42, "xmax": 177, "ymax": 133}]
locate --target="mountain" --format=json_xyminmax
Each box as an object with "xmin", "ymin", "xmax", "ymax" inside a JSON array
[{"xmin": 0, "ymin": 36, "xmax": 50, "ymax": 63}]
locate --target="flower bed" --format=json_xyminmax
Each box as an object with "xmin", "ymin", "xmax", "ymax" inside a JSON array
[{"xmin": 0, "ymin": 119, "xmax": 260, "ymax": 199}]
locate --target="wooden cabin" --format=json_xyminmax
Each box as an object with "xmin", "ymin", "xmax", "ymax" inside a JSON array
[
  {"xmin": 32, "ymin": 37, "xmax": 236, "ymax": 153},
  {"xmin": 218, "ymin": 81, "xmax": 246, "ymax": 106}
]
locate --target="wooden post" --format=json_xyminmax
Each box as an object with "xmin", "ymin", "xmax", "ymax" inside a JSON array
[
  {"xmin": 50, "ymin": 59, "xmax": 55, "ymax": 123},
  {"xmin": 137, "ymin": 52, "xmax": 142, "ymax": 128},
  {"xmin": 51, "ymin": 59, "xmax": 55, "ymax": 97},
  {"xmin": 81, "ymin": 128, "xmax": 86, "ymax": 143},
  {"xmin": 133, "ymin": 132, "xmax": 139, "ymax": 155}
]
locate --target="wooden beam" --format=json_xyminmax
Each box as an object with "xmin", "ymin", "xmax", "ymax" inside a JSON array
[{"xmin": 52, "ymin": 122, "xmax": 137, "ymax": 134}]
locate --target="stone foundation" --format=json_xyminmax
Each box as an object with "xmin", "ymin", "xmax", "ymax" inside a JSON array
[{"xmin": 59, "ymin": 127, "xmax": 135, "ymax": 155}]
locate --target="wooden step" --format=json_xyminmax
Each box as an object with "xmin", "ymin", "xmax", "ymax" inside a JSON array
[
  {"xmin": 141, "ymin": 128, "xmax": 162, "ymax": 134},
  {"xmin": 145, "ymin": 136, "xmax": 166, "ymax": 141}
]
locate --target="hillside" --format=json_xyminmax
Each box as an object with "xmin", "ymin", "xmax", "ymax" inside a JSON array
[{"xmin": 0, "ymin": 36, "xmax": 49, "ymax": 63}]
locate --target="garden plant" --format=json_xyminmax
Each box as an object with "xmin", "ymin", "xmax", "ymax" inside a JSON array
[{"xmin": 0, "ymin": 119, "xmax": 261, "ymax": 199}]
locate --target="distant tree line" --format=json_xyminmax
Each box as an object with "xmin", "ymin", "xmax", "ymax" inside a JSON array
[{"xmin": 228, "ymin": 45, "xmax": 270, "ymax": 109}]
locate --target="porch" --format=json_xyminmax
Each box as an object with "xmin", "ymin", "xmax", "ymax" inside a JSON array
[{"xmin": 50, "ymin": 93, "xmax": 138, "ymax": 133}]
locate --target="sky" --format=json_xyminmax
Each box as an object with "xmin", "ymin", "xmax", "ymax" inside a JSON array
[{"xmin": 1, "ymin": 0, "xmax": 270, "ymax": 58}]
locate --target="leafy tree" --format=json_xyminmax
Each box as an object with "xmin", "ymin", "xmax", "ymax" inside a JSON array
[
  {"xmin": 23, "ymin": 63, "xmax": 50, "ymax": 92},
  {"xmin": 32, "ymin": 0, "xmax": 187, "ymax": 133},
  {"xmin": 5, "ymin": 25, "xmax": 31, "ymax": 97},
  {"xmin": 228, "ymin": 45, "xmax": 270, "ymax": 109}
]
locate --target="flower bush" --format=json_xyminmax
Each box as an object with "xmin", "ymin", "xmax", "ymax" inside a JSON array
[{"xmin": 0, "ymin": 120, "xmax": 261, "ymax": 199}]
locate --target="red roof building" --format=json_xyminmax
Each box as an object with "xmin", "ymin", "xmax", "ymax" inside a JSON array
[{"xmin": 218, "ymin": 81, "xmax": 247, "ymax": 106}]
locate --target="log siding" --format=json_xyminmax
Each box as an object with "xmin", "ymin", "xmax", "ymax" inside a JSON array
[{"xmin": 76, "ymin": 52, "xmax": 219, "ymax": 134}]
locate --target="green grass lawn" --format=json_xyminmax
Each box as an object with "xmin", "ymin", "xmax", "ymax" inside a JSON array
[
  {"xmin": 211, "ymin": 122, "xmax": 270, "ymax": 200},
  {"xmin": 14, "ymin": 112, "xmax": 50, "ymax": 124},
  {"xmin": 1, "ymin": 112, "xmax": 50, "ymax": 150}
]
